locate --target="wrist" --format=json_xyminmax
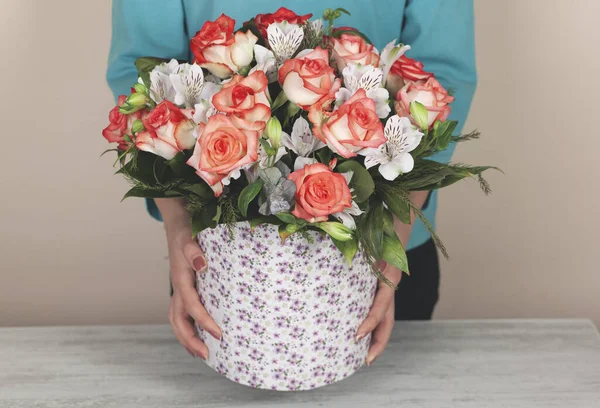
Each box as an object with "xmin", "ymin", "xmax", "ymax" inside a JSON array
[{"xmin": 155, "ymin": 198, "xmax": 192, "ymax": 241}]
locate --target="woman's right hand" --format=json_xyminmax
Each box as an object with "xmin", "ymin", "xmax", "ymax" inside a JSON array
[{"xmin": 155, "ymin": 198, "xmax": 222, "ymax": 359}]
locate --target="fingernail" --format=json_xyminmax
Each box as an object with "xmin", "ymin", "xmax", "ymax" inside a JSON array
[
  {"xmin": 365, "ymin": 356, "xmax": 374, "ymax": 366},
  {"xmin": 200, "ymin": 351, "xmax": 209, "ymax": 361},
  {"xmin": 210, "ymin": 329, "xmax": 222, "ymax": 341},
  {"xmin": 193, "ymin": 256, "xmax": 207, "ymax": 272},
  {"xmin": 356, "ymin": 333, "xmax": 366, "ymax": 342}
]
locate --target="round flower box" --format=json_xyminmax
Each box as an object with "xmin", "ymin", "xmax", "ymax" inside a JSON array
[{"xmin": 196, "ymin": 222, "xmax": 377, "ymax": 391}]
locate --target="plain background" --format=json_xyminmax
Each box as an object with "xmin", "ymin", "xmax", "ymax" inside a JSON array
[{"xmin": 1, "ymin": 0, "xmax": 598, "ymax": 327}]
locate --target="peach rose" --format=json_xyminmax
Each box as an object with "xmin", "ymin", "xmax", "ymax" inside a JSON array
[
  {"xmin": 309, "ymin": 89, "xmax": 386, "ymax": 158},
  {"xmin": 331, "ymin": 33, "xmax": 380, "ymax": 71},
  {"xmin": 186, "ymin": 114, "xmax": 259, "ymax": 197},
  {"xmin": 386, "ymin": 55, "xmax": 434, "ymax": 97},
  {"xmin": 288, "ymin": 162, "xmax": 352, "ymax": 223},
  {"xmin": 190, "ymin": 14, "xmax": 258, "ymax": 79},
  {"xmin": 136, "ymin": 101, "xmax": 195, "ymax": 160},
  {"xmin": 102, "ymin": 95, "xmax": 145, "ymax": 150},
  {"xmin": 211, "ymin": 70, "xmax": 271, "ymax": 132},
  {"xmin": 278, "ymin": 47, "xmax": 342, "ymax": 110},
  {"xmin": 395, "ymin": 77, "xmax": 454, "ymax": 128}
]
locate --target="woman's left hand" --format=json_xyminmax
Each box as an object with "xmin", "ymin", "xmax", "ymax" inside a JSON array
[{"xmin": 356, "ymin": 262, "xmax": 403, "ymax": 366}]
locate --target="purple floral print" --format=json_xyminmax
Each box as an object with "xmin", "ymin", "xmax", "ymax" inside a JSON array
[{"xmin": 195, "ymin": 222, "xmax": 377, "ymax": 391}]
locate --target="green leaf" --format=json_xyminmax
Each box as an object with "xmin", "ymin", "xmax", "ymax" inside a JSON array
[
  {"xmin": 191, "ymin": 201, "xmax": 218, "ymax": 236},
  {"xmin": 248, "ymin": 216, "xmax": 279, "ymax": 232},
  {"xmin": 278, "ymin": 224, "xmax": 295, "ymax": 244},
  {"xmin": 135, "ymin": 57, "xmax": 170, "ymax": 88},
  {"xmin": 121, "ymin": 187, "xmax": 181, "ymax": 201},
  {"xmin": 178, "ymin": 182, "xmax": 214, "ymax": 199},
  {"xmin": 331, "ymin": 236, "xmax": 359, "ymax": 266},
  {"xmin": 382, "ymin": 209, "xmax": 395, "ymax": 236},
  {"xmin": 379, "ymin": 188, "xmax": 412, "ymax": 224},
  {"xmin": 238, "ymin": 179, "xmax": 264, "ymax": 217},
  {"xmin": 118, "ymin": 151, "xmax": 166, "ymax": 186},
  {"xmin": 285, "ymin": 223, "xmax": 301, "ymax": 233},
  {"xmin": 336, "ymin": 160, "xmax": 375, "ymax": 203},
  {"xmin": 166, "ymin": 152, "xmax": 189, "ymax": 176},
  {"xmin": 382, "ymin": 233, "xmax": 409, "ymax": 275},
  {"xmin": 358, "ymin": 201, "xmax": 385, "ymax": 259},
  {"xmin": 433, "ymin": 120, "xmax": 457, "ymax": 150},
  {"xmin": 432, "ymin": 120, "xmax": 452, "ymax": 139},
  {"xmin": 259, "ymin": 138, "xmax": 276, "ymax": 156},
  {"xmin": 276, "ymin": 212, "xmax": 297, "ymax": 224},
  {"xmin": 410, "ymin": 101, "xmax": 429, "ymax": 131},
  {"xmin": 335, "ymin": 7, "xmax": 351, "ymax": 15},
  {"xmin": 284, "ymin": 102, "xmax": 301, "ymax": 125},
  {"xmin": 271, "ymin": 91, "xmax": 288, "ymax": 111},
  {"xmin": 317, "ymin": 148, "xmax": 332, "ymax": 165},
  {"xmin": 400, "ymin": 162, "xmax": 500, "ymax": 191}
]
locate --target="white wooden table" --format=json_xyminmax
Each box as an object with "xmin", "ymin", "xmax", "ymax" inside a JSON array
[{"xmin": 1, "ymin": 319, "xmax": 599, "ymax": 408}]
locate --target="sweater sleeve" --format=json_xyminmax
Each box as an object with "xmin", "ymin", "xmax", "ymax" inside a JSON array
[
  {"xmin": 106, "ymin": 0, "xmax": 190, "ymax": 221},
  {"xmin": 400, "ymin": 0, "xmax": 478, "ymax": 164}
]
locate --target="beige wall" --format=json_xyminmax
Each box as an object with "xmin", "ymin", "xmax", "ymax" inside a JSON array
[{"xmin": 0, "ymin": 0, "xmax": 598, "ymax": 327}]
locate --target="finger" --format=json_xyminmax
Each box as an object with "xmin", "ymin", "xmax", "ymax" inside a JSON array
[
  {"xmin": 180, "ymin": 284, "xmax": 222, "ymax": 341},
  {"xmin": 365, "ymin": 304, "xmax": 395, "ymax": 366},
  {"xmin": 172, "ymin": 293, "xmax": 209, "ymax": 359},
  {"xmin": 169, "ymin": 298, "xmax": 197, "ymax": 358},
  {"xmin": 356, "ymin": 265, "xmax": 402, "ymax": 340},
  {"xmin": 183, "ymin": 240, "xmax": 208, "ymax": 273}
]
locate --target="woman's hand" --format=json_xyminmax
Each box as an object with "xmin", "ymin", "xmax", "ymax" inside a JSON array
[
  {"xmin": 155, "ymin": 198, "xmax": 222, "ymax": 359},
  {"xmin": 356, "ymin": 264, "xmax": 402, "ymax": 366},
  {"xmin": 356, "ymin": 190, "xmax": 429, "ymax": 365}
]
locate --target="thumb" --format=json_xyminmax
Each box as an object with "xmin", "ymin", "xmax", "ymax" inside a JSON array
[{"xmin": 183, "ymin": 240, "xmax": 208, "ymax": 273}]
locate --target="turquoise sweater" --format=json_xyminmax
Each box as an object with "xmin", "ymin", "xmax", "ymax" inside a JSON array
[{"xmin": 106, "ymin": 0, "xmax": 477, "ymax": 250}]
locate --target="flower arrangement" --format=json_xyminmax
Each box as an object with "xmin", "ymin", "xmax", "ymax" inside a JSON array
[{"xmin": 102, "ymin": 7, "xmax": 494, "ymax": 284}]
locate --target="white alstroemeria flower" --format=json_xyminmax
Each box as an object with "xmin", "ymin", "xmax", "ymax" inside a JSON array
[
  {"xmin": 148, "ymin": 59, "xmax": 180, "ymax": 104},
  {"xmin": 336, "ymin": 64, "xmax": 391, "ymax": 118},
  {"xmin": 267, "ymin": 22, "xmax": 304, "ymax": 65},
  {"xmin": 258, "ymin": 142, "xmax": 287, "ymax": 169},
  {"xmin": 192, "ymin": 100, "xmax": 218, "ymax": 125},
  {"xmin": 169, "ymin": 63, "xmax": 221, "ymax": 108},
  {"xmin": 379, "ymin": 41, "xmax": 411, "ymax": 86},
  {"xmin": 332, "ymin": 171, "xmax": 363, "ymax": 230},
  {"xmin": 359, "ymin": 116, "xmax": 424, "ymax": 181},
  {"xmin": 332, "ymin": 200, "xmax": 363, "ymax": 230},
  {"xmin": 221, "ymin": 169, "xmax": 242, "ymax": 186},
  {"xmin": 309, "ymin": 19, "xmax": 325, "ymax": 37},
  {"xmin": 281, "ymin": 117, "xmax": 325, "ymax": 157},
  {"xmin": 293, "ymin": 156, "xmax": 317, "ymax": 171},
  {"xmin": 250, "ymin": 45, "xmax": 278, "ymax": 83}
]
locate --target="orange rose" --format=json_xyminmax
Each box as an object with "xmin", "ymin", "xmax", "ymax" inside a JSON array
[
  {"xmin": 102, "ymin": 95, "xmax": 145, "ymax": 150},
  {"xmin": 136, "ymin": 101, "xmax": 195, "ymax": 160},
  {"xmin": 211, "ymin": 70, "xmax": 271, "ymax": 132},
  {"xmin": 309, "ymin": 89, "xmax": 386, "ymax": 158},
  {"xmin": 250, "ymin": 7, "xmax": 312, "ymax": 39},
  {"xmin": 395, "ymin": 77, "xmax": 454, "ymax": 129},
  {"xmin": 288, "ymin": 162, "xmax": 352, "ymax": 223},
  {"xmin": 331, "ymin": 33, "xmax": 380, "ymax": 71},
  {"xmin": 186, "ymin": 114, "xmax": 259, "ymax": 197},
  {"xmin": 386, "ymin": 55, "xmax": 434, "ymax": 97},
  {"xmin": 190, "ymin": 14, "xmax": 257, "ymax": 79},
  {"xmin": 278, "ymin": 47, "xmax": 341, "ymax": 110}
]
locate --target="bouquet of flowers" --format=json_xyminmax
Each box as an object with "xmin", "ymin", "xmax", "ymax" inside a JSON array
[{"xmin": 102, "ymin": 7, "xmax": 494, "ymax": 285}]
